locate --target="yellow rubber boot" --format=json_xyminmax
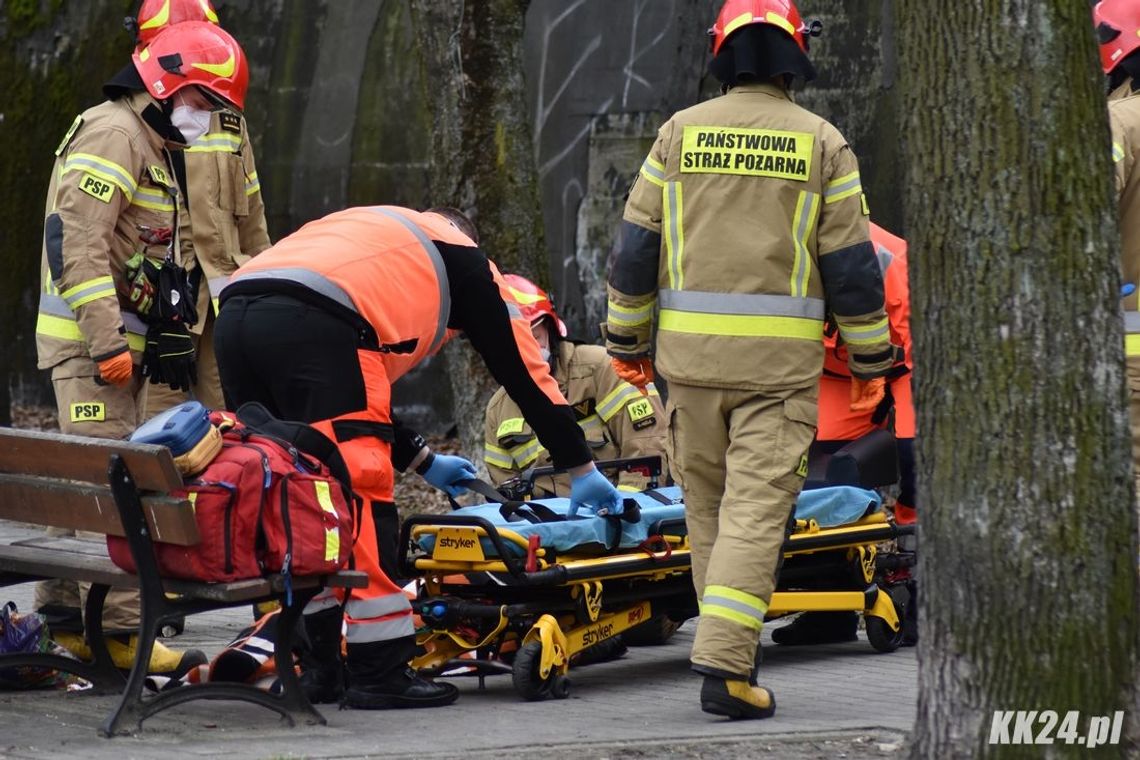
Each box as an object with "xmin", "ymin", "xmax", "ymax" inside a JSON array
[
  {"xmin": 54, "ymin": 632, "xmax": 206, "ymax": 677},
  {"xmin": 700, "ymin": 676, "xmax": 776, "ymax": 720}
]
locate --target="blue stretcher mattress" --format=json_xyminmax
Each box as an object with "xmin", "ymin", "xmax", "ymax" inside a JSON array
[{"xmin": 416, "ymin": 485, "xmax": 881, "ymax": 558}]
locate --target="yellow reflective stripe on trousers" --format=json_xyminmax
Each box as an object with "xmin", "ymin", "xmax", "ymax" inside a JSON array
[
  {"xmin": 664, "ymin": 181, "xmax": 685, "ymax": 290},
  {"xmin": 314, "ymin": 481, "xmax": 341, "ymax": 563},
  {"xmin": 186, "ymin": 132, "xmax": 243, "ymax": 153},
  {"xmin": 606, "ymin": 298, "xmax": 655, "ymax": 327},
  {"xmin": 823, "ymin": 171, "xmax": 861, "ymax": 204},
  {"xmin": 839, "ymin": 317, "xmax": 890, "ymax": 347},
  {"xmin": 657, "ymin": 289, "xmax": 825, "ymax": 340},
  {"xmin": 700, "ymin": 584, "xmax": 767, "ymax": 631},
  {"xmin": 790, "ymin": 191, "xmax": 820, "ymax": 297},
  {"xmin": 597, "ymin": 383, "xmax": 642, "ymax": 422},
  {"xmin": 484, "ymin": 443, "xmax": 514, "ymax": 469},
  {"xmin": 1114, "ymin": 142, "xmax": 1126, "ymax": 163},
  {"xmin": 1126, "ymin": 311, "xmax": 1140, "ymax": 356},
  {"xmin": 245, "ymin": 171, "xmax": 261, "ymax": 196},
  {"xmin": 639, "ymin": 156, "xmax": 666, "ymax": 188},
  {"xmin": 60, "ymin": 276, "xmax": 115, "ymax": 309},
  {"xmin": 62, "ymin": 153, "xmax": 138, "ymax": 199},
  {"xmin": 131, "ymin": 186, "xmax": 175, "ymax": 212}
]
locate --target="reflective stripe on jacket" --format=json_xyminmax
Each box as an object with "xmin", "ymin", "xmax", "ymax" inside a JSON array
[{"xmin": 37, "ymin": 91, "xmax": 182, "ymax": 368}]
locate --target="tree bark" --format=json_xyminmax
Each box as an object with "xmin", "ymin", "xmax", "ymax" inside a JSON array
[
  {"xmin": 410, "ymin": 0, "xmax": 547, "ymax": 467},
  {"xmin": 899, "ymin": 2, "xmax": 1139, "ymax": 757}
]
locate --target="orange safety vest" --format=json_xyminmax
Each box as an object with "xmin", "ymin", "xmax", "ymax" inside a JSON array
[
  {"xmin": 822, "ymin": 222, "xmax": 911, "ymax": 377},
  {"xmin": 228, "ymin": 206, "xmax": 460, "ymax": 382}
]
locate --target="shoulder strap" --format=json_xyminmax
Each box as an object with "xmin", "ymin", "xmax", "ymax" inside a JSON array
[{"xmin": 235, "ymin": 402, "xmax": 353, "ymax": 491}]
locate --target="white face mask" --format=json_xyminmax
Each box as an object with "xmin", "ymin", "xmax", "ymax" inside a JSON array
[{"xmin": 170, "ymin": 105, "xmax": 212, "ymax": 144}]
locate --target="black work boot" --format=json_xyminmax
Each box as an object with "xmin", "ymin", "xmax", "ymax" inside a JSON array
[
  {"xmin": 770, "ymin": 611, "xmax": 858, "ymax": 646},
  {"xmin": 570, "ymin": 635, "xmax": 628, "ymax": 667},
  {"xmin": 298, "ymin": 607, "xmax": 345, "ymax": 704},
  {"xmin": 901, "ymin": 582, "xmax": 919, "ymax": 647},
  {"xmin": 343, "ymin": 639, "xmax": 459, "ymax": 709}
]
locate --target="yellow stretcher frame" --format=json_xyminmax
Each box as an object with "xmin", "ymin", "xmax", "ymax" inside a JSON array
[{"xmin": 399, "ymin": 509, "xmax": 912, "ymax": 699}]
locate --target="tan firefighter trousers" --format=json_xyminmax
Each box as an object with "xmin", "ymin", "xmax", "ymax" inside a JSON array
[{"xmin": 667, "ymin": 381, "xmax": 817, "ymax": 678}]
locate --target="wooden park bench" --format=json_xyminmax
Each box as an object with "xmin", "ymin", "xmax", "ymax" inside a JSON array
[{"xmin": 0, "ymin": 426, "xmax": 366, "ymax": 736}]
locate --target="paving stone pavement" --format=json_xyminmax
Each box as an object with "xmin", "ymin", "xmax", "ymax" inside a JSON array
[{"xmin": 0, "ymin": 519, "xmax": 916, "ymax": 759}]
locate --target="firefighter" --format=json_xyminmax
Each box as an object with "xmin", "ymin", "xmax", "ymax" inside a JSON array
[
  {"xmin": 1096, "ymin": 0, "xmax": 1140, "ymax": 508},
  {"xmin": 773, "ymin": 222, "xmax": 917, "ymax": 647},
  {"xmin": 603, "ymin": 0, "xmax": 892, "ymax": 719},
  {"xmin": 214, "ymin": 205, "xmax": 622, "ymax": 709},
  {"xmin": 127, "ymin": 0, "xmax": 272, "ymax": 416},
  {"xmin": 33, "ymin": 21, "xmax": 249, "ymax": 676},
  {"xmin": 484, "ymin": 274, "xmax": 669, "ymax": 496}
]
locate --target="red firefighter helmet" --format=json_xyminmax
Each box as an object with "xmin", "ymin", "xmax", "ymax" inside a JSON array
[
  {"xmin": 708, "ymin": 0, "xmax": 820, "ymax": 56},
  {"xmin": 1094, "ymin": 0, "xmax": 1140, "ymax": 74},
  {"xmin": 135, "ymin": 0, "xmax": 220, "ymax": 47},
  {"xmin": 503, "ymin": 274, "xmax": 568, "ymax": 338},
  {"xmin": 133, "ymin": 20, "xmax": 249, "ymax": 110}
]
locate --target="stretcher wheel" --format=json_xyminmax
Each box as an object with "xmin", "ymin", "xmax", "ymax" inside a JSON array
[
  {"xmin": 550, "ymin": 675, "xmax": 571, "ymax": 699},
  {"xmin": 866, "ymin": 587, "xmax": 906, "ymax": 653},
  {"xmin": 512, "ymin": 641, "xmax": 561, "ymax": 701}
]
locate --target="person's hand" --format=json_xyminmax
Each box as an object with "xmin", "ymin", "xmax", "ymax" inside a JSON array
[
  {"xmin": 142, "ymin": 322, "xmax": 197, "ymax": 391},
  {"xmin": 568, "ymin": 466, "xmax": 622, "ymax": 518},
  {"xmin": 97, "ymin": 351, "xmax": 134, "ymax": 387},
  {"xmin": 420, "ymin": 453, "xmax": 479, "ymax": 498},
  {"xmin": 610, "ymin": 357, "xmax": 654, "ymax": 392},
  {"xmin": 850, "ymin": 377, "xmax": 886, "ymax": 412}
]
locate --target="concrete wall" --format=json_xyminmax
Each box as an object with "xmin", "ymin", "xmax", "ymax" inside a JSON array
[{"xmin": 1, "ymin": 0, "xmax": 901, "ymax": 432}]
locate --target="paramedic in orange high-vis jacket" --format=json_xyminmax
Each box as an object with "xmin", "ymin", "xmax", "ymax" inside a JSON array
[
  {"xmin": 773, "ymin": 221, "xmax": 917, "ymax": 647},
  {"xmin": 214, "ymin": 205, "xmax": 621, "ymax": 710}
]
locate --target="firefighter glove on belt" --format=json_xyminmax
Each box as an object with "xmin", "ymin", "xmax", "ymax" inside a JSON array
[
  {"xmin": 142, "ymin": 321, "xmax": 197, "ymax": 391},
  {"xmin": 610, "ymin": 357, "xmax": 654, "ymax": 392},
  {"xmin": 97, "ymin": 351, "xmax": 134, "ymax": 387},
  {"xmin": 418, "ymin": 453, "xmax": 479, "ymax": 498},
  {"xmin": 850, "ymin": 377, "xmax": 886, "ymax": 413},
  {"xmin": 568, "ymin": 468, "xmax": 622, "ymax": 518}
]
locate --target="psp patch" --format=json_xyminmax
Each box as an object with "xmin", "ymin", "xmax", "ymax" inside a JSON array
[
  {"xmin": 219, "ymin": 111, "xmax": 242, "ymax": 135},
  {"xmin": 496, "ymin": 417, "xmax": 526, "ymax": 439},
  {"xmin": 680, "ymin": 125, "xmax": 813, "ymax": 181},
  {"xmin": 795, "ymin": 453, "xmax": 809, "ymax": 478},
  {"xmin": 148, "ymin": 164, "xmax": 173, "ymax": 188},
  {"xmin": 70, "ymin": 402, "xmax": 106, "ymax": 423},
  {"xmin": 78, "ymin": 173, "xmax": 115, "ymax": 203},
  {"xmin": 626, "ymin": 397, "xmax": 656, "ymax": 430}
]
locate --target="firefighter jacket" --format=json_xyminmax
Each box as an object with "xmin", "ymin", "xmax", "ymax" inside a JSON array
[
  {"xmin": 484, "ymin": 341, "xmax": 668, "ymax": 495},
  {"xmin": 604, "ymin": 82, "xmax": 892, "ymax": 391},
  {"xmin": 1110, "ymin": 83, "xmax": 1140, "ymax": 378},
  {"xmin": 822, "ymin": 224, "xmax": 910, "ymax": 379},
  {"xmin": 37, "ymin": 90, "xmax": 189, "ymax": 369},
  {"xmin": 183, "ymin": 110, "xmax": 270, "ymax": 314},
  {"xmin": 223, "ymin": 205, "xmax": 593, "ymax": 469}
]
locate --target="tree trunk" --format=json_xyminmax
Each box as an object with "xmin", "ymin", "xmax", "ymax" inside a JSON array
[
  {"xmin": 899, "ymin": 2, "xmax": 1139, "ymax": 757},
  {"xmin": 410, "ymin": 0, "xmax": 547, "ymax": 467}
]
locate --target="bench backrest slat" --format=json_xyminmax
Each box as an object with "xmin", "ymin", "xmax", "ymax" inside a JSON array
[
  {"xmin": 0, "ymin": 427, "xmax": 182, "ymax": 492},
  {"xmin": 0, "ymin": 473, "xmax": 200, "ymax": 545}
]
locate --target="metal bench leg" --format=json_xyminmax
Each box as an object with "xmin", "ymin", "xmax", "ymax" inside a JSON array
[{"xmin": 269, "ymin": 588, "xmax": 326, "ymax": 726}]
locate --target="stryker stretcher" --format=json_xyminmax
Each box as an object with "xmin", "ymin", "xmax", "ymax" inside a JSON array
[{"xmin": 398, "ymin": 442, "xmax": 914, "ymax": 701}]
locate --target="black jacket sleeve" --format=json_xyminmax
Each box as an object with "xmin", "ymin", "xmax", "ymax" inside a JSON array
[{"xmin": 436, "ymin": 241, "xmax": 592, "ymax": 469}]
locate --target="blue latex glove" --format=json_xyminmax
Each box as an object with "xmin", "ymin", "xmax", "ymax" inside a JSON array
[
  {"xmin": 420, "ymin": 454, "xmax": 478, "ymax": 498},
  {"xmin": 1123, "ymin": 283, "xmax": 1136, "ymax": 298},
  {"xmin": 568, "ymin": 468, "xmax": 622, "ymax": 518}
]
